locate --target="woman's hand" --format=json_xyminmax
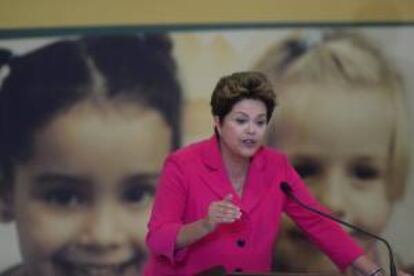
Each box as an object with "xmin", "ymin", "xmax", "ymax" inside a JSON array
[
  {"xmin": 204, "ymin": 194, "xmax": 242, "ymax": 230},
  {"xmin": 398, "ymin": 269, "xmax": 412, "ymax": 276},
  {"xmin": 176, "ymin": 194, "xmax": 242, "ymax": 249},
  {"xmin": 350, "ymin": 255, "xmax": 413, "ymax": 276}
]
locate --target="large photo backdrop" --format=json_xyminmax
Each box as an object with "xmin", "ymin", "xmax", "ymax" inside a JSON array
[{"xmin": 0, "ymin": 26, "xmax": 413, "ymax": 273}]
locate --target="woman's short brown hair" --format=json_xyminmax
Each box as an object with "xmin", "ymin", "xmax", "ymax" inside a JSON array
[{"xmin": 210, "ymin": 71, "xmax": 276, "ymax": 122}]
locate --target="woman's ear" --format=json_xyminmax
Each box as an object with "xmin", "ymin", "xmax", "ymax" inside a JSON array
[
  {"xmin": 0, "ymin": 190, "xmax": 14, "ymax": 223},
  {"xmin": 213, "ymin": 116, "xmax": 221, "ymax": 136}
]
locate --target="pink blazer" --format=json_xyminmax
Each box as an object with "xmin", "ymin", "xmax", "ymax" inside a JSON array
[{"xmin": 144, "ymin": 136, "xmax": 363, "ymax": 275}]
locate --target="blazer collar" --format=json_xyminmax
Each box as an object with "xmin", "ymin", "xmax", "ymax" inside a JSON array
[{"xmin": 199, "ymin": 135, "xmax": 270, "ymax": 213}]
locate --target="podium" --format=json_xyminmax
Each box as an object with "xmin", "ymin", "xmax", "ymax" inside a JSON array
[{"xmin": 197, "ymin": 266, "xmax": 342, "ymax": 276}]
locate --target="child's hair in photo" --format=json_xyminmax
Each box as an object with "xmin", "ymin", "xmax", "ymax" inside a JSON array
[
  {"xmin": 256, "ymin": 30, "xmax": 410, "ymax": 201},
  {"xmin": 0, "ymin": 34, "xmax": 183, "ymax": 201}
]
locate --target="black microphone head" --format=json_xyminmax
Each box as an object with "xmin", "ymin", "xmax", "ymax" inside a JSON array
[{"xmin": 280, "ymin": 181, "xmax": 292, "ymax": 194}]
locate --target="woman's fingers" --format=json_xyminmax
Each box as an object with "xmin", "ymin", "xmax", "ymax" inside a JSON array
[
  {"xmin": 223, "ymin": 193, "xmax": 233, "ymax": 202},
  {"xmin": 397, "ymin": 269, "xmax": 412, "ymax": 276},
  {"xmin": 209, "ymin": 194, "xmax": 242, "ymax": 224}
]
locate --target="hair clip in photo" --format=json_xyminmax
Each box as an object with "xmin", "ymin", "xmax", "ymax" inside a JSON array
[
  {"xmin": 302, "ymin": 30, "xmax": 324, "ymax": 49},
  {"xmin": 0, "ymin": 49, "xmax": 13, "ymax": 92}
]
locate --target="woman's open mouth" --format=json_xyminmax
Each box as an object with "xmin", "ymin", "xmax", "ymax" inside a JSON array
[{"xmin": 241, "ymin": 138, "xmax": 257, "ymax": 148}]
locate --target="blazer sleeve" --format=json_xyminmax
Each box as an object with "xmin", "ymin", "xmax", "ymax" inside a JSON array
[
  {"xmin": 281, "ymin": 155, "xmax": 364, "ymax": 272},
  {"xmin": 146, "ymin": 154, "xmax": 189, "ymax": 264}
]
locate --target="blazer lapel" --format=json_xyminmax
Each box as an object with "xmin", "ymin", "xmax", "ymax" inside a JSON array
[
  {"xmin": 199, "ymin": 136, "xmax": 234, "ymax": 200},
  {"xmin": 240, "ymin": 147, "xmax": 272, "ymax": 213}
]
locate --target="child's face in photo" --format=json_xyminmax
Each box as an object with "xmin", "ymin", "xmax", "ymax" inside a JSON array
[
  {"xmin": 9, "ymin": 101, "xmax": 171, "ymax": 276},
  {"xmin": 271, "ymin": 82, "xmax": 394, "ymax": 270}
]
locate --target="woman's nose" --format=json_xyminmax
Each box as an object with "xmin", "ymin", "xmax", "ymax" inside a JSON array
[
  {"xmin": 78, "ymin": 204, "xmax": 125, "ymax": 250},
  {"xmin": 246, "ymin": 122, "xmax": 256, "ymax": 134}
]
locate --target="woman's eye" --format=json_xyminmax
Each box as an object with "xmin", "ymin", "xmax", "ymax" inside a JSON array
[
  {"xmin": 43, "ymin": 189, "xmax": 85, "ymax": 207},
  {"xmin": 351, "ymin": 164, "xmax": 380, "ymax": 180},
  {"xmin": 256, "ymin": 120, "xmax": 266, "ymax": 127},
  {"xmin": 235, "ymin": 118, "xmax": 247, "ymax": 124},
  {"xmin": 294, "ymin": 161, "xmax": 321, "ymax": 179}
]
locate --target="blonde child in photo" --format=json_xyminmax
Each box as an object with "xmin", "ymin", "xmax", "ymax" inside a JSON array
[{"xmin": 255, "ymin": 30, "xmax": 411, "ymax": 274}]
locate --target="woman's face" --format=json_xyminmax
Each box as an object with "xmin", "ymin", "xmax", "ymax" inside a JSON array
[
  {"xmin": 9, "ymin": 101, "xmax": 171, "ymax": 276},
  {"xmin": 270, "ymin": 83, "xmax": 394, "ymax": 271},
  {"xmin": 215, "ymin": 98, "xmax": 268, "ymax": 160}
]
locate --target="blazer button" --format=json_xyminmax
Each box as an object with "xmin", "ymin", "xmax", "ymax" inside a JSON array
[{"xmin": 236, "ymin": 239, "xmax": 245, "ymax": 247}]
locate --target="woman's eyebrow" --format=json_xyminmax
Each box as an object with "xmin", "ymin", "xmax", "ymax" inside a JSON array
[{"xmin": 233, "ymin": 111, "xmax": 267, "ymax": 117}]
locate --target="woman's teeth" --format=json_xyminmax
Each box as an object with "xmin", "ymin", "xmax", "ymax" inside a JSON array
[{"xmin": 242, "ymin": 139, "xmax": 256, "ymax": 146}]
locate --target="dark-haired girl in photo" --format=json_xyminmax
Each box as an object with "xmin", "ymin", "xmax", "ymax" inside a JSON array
[{"xmin": 0, "ymin": 34, "xmax": 182, "ymax": 276}]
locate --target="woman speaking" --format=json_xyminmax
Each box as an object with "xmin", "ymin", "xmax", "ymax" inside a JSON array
[{"xmin": 144, "ymin": 72, "xmax": 393, "ymax": 276}]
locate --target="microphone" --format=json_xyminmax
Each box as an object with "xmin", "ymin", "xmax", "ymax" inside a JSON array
[{"xmin": 280, "ymin": 181, "xmax": 397, "ymax": 276}]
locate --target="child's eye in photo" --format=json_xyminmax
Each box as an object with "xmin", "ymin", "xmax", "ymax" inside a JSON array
[
  {"xmin": 350, "ymin": 163, "xmax": 380, "ymax": 181},
  {"xmin": 122, "ymin": 185, "xmax": 154, "ymax": 206},
  {"xmin": 293, "ymin": 159, "xmax": 322, "ymax": 179},
  {"xmin": 43, "ymin": 187, "xmax": 87, "ymax": 208},
  {"xmin": 34, "ymin": 175, "xmax": 90, "ymax": 209},
  {"xmin": 121, "ymin": 174, "xmax": 157, "ymax": 207}
]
